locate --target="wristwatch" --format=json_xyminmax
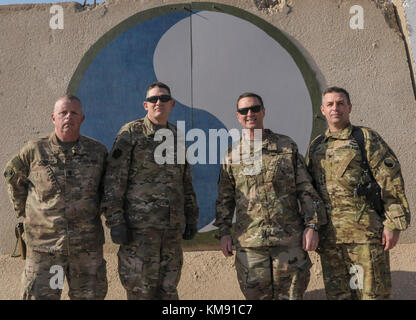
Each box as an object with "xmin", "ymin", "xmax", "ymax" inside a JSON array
[{"xmin": 306, "ymin": 224, "xmax": 319, "ymax": 232}]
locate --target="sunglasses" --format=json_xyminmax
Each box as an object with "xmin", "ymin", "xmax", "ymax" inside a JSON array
[
  {"xmin": 145, "ymin": 95, "xmax": 172, "ymax": 103},
  {"xmin": 237, "ymin": 105, "xmax": 263, "ymax": 115}
]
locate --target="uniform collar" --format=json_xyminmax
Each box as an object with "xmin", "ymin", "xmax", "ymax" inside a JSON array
[
  {"xmin": 49, "ymin": 132, "xmax": 86, "ymax": 156},
  {"xmin": 263, "ymin": 129, "xmax": 278, "ymax": 151},
  {"xmin": 143, "ymin": 115, "xmax": 171, "ymax": 136},
  {"xmin": 324, "ymin": 123, "xmax": 353, "ymax": 141},
  {"xmin": 241, "ymin": 129, "xmax": 278, "ymax": 152}
]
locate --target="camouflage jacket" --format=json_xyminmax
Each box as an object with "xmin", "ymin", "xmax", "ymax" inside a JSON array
[
  {"xmin": 101, "ymin": 116, "xmax": 199, "ymax": 231},
  {"xmin": 306, "ymin": 124, "xmax": 411, "ymax": 244},
  {"xmin": 214, "ymin": 129, "xmax": 326, "ymax": 248},
  {"xmin": 3, "ymin": 133, "xmax": 107, "ymax": 254}
]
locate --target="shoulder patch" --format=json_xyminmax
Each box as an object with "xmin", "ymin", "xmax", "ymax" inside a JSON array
[
  {"xmin": 112, "ymin": 149, "xmax": 122, "ymax": 159},
  {"xmin": 384, "ymin": 158, "xmax": 395, "ymax": 168},
  {"xmin": 4, "ymin": 168, "xmax": 15, "ymax": 179}
]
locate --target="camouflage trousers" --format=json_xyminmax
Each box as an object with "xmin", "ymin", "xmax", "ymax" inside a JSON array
[
  {"xmin": 235, "ymin": 244, "xmax": 312, "ymax": 300},
  {"xmin": 118, "ymin": 228, "xmax": 183, "ymax": 300},
  {"xmin": 22, "ymin": 247, "xmax": 108, "ymax": 300},
  {"xmin": 318, "ymin": 242, "xmax": 391, "ymax": 300}
]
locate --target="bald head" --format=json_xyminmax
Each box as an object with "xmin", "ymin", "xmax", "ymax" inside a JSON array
[{"xmin": 52, "ymin": 95, "xmax": 85, "ymax": 142}]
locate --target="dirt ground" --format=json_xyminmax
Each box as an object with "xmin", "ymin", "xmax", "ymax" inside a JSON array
[{"xmin": 1, "ymin": 243, "xmax": 415, "ymax": 300}]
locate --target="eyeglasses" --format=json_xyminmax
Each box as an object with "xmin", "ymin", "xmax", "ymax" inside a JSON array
[
  {"xmin": 237, "ymin": 105, "xmax": 263, "ymax": 115},
  {"xmin": 145, "ymin": 95, "xmax": 172, "ymax": 103}
]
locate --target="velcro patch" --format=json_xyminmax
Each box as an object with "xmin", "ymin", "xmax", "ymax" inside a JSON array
[
  {"xmin": 112, "ymin": 149, "xmax": 122, "ymax": 159},
  {"xmin": 4, "ymin": 168, "xmax": 15, "ymax": 179},
  {"xmin": 383, "ymin": 158, "xmax": 395, "ymax": 168}
]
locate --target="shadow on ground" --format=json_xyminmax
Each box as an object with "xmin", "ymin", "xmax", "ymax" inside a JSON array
[
  {"xmin": 392, "ymin": 271, "xmax": 416, "ymax": 300},
  {"xmin": 304, "ymin": 289, "xmax": 326, "ymax": 300},
  {"xmin": 304, "ymin": 271, "xmax": 416, "ymax": 300}
]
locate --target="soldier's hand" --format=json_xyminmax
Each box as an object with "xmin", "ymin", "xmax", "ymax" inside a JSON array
[
  {"xmin": 302, "ymin": 228, "xmax": 319, "ymax": 251},
  {"xmin": 183, "ymin": 224, "xmax": 198, "ymax": 240},
  {"xmin": 382, "ymin": 229, "xmax": 400, "ymax": 251},
  {"xmin": 220, "ymin": 235, "xmax": 233, "ymax": 257},
  {"xmin": 110, "ymin": 223, "xmax": 130, "ymax": 245}
]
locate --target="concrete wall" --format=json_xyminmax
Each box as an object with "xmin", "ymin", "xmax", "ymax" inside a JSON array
[
  {"xmin": 0, "ymin": 0, "xmax": 415, "ymax": 255},
  {"xmin": 393, "ymin": 0, "xmax": 416, "ymax": 95},
  {"xmin": 406, "ymin": 0, "xmax": 416, "ymax": 71}
]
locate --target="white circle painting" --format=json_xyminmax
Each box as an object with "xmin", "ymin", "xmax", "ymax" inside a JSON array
[{"xmin": 74, "ymin": 8, "xmax": 315, "ymax": 235}]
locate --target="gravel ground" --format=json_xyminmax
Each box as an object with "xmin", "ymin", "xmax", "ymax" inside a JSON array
[{"xmin": 1, "ymin": 243, "xmax": 415, "ymax": 300}]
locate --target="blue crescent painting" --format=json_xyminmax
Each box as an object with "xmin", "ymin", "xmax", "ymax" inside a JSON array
[{"xmin": 72, "ymin": 7, "xmax": 316, "ymax": 244}]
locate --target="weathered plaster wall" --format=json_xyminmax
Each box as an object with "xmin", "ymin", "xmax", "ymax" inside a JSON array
[
  {"xmin": 393, "ymin": 0, "xmax": 416, "ymax": 94},
  {"xmin": 0, "ymin": 0, "xmax": 415, "ymax": 255},
  {"xmin": 406, "ymin": 0, "xmax": 416, "ymax": 70}
]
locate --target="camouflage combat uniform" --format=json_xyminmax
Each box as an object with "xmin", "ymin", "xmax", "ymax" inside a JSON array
[
  {"xmin": 101, "ymin": 115, "xmax": 199, "ymax": 300},
  {"xmin": 306, "ymin": 124, "xmax": 411, "ymax": 300},
  {"xmin": 3, "ymin": 133, "xmax": 108, "ymax": 300},
  {"xmin": 215, "ymin": 129, "xmax": 326, "ymax": 300}
]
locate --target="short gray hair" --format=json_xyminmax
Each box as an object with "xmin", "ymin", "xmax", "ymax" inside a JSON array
[
  {"xmin": 54, "ymin": 94, "xmax": 82, "ymax": 112},
  {"xmin": 322, "ymin": 87, "xmax": 351, "ymax": 105}
]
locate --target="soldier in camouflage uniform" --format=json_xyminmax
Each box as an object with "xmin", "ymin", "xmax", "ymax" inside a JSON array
[
  {"xmin": 3, "ymin": 95, "xmax": 108, "ymax": 300},
  {"xmin": 214, "ymin": 92, "xmax": 326, "ymax": 300},
  {"xmin": 306, "ymin": 87, "xmax": 411, "ymax": 300},
  {"xmin": 101, "ymin": 81, "xmax": 199, "ymax": 300}
]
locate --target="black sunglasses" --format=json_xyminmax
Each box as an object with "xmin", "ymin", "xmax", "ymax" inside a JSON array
[
  {"xmin": 237, "ymin": 105, "xmax": 263, "ymax": 115},
  {"xmin": 146, "ymin": 95, "xmax": 172, "ymax": 103}
]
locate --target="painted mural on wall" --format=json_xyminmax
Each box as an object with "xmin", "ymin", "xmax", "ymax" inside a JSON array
[{"xmin": 69, "ymin": 3, "xmax": 322, "ymax": 248}]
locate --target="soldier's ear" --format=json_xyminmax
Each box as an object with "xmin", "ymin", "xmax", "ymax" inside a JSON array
[{"xmin": 143, "ymin": 101, "xmax": 149, "ymax": 111}]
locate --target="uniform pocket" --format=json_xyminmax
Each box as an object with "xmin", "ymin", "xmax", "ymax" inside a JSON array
[
  {"xmin": 232, "ymin": 164, "xmax": 257, "ymax": 197},
  {"xmin": 117, "ymin": 245, "xmax": 143, "ymax": 291},
  {"xmin": 271, "ymin": 152, "xmax": 296, "ymax": 195},
  {"xmin": 72, "ymin": 155, "xmax": 103, "ymax": 193},
  {"xmin": 22, "ymin": 263, "xmax": 37, "ymax": 300},
  {"xmin": 133, "ymin": 140, "xmax": 155, "ymax": 168},
  {"xmin": 28, "ymin": 159, "xmax": 61, "ymax": 201},
  {"xmin": 336, "ymin": 149, "xmax": 357, "ymax": 177},
  {"xmin": 385, "ymin": 204, "xmax": 408, "ymax": 230},
  {"xmin": 235, "ymin": 252, "xmax": 250, "ymax": 290},
  {"xmin": 334, "ymin": 149, "xmax": 362, "ymax": 191},
  {"xmin": 369, "ymin": 245, "xmax": 391, "ymax": 298},
  {"xmin": 269, "ymin": 194, "xmax": 302, "ymax": 235}
]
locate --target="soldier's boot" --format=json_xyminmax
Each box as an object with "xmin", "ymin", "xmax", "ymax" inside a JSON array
[
  {"xmin": 156, "ymin": 287, "xmax": 179, "ymax": 300},
  {"xmin": 126, "ymin": 286, "xmax": 158, "ymax": 300}
]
